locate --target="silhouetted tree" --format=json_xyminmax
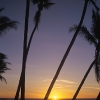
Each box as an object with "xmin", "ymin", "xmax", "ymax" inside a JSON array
[
  {"xmin": 0, "ymin": 8, "xmax": 18, "ymax": 84},
  {"xmin": 44, "ymin": 1, "xmax": 99, "ymax": 100},
  {"xmin": 14, "ymin": 0, "xmax": 30, "ymax": 100},
  {"xmin": 14, "ymin": 0, "xmax": 54, "ymax": 100},
  {"xmin": 69, "ymin": 10, "xmax": 100, "ymax": 100}
]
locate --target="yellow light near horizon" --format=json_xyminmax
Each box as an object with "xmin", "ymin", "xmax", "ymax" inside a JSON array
[{"xmin": 53, "ymin": 96, "xmax": 57, "ymax": 99}]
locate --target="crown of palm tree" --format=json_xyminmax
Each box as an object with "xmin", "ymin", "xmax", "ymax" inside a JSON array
[
  {"xmin": 31, "ymin": 0, "xmax": 54, "ymax": 9},
  {"xmin": 31, "ymin": 0, "xmax": 54, "ymax": 27},
  {"xmin": 0, "ymin": 8, "xmax": 19, "ymax": 36}
]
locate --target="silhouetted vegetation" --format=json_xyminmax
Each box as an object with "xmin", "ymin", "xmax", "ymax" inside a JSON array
[
  {"xmin": 43, "ymin": 1, "xmax": 100, "ymax": 100},
  {"xmin": 0, "ymin": 8, "xmax": 18, "ymax": 84},
  {"xmin": 1, "ymin": 0, "xmax": 100, "ymax": 99},
  {"xmin": 43, "ymin": 1, "xmax": 99, "ymax": 100},
  {"xmin": 70, "ymin": 9, "xmax": 100, "ymax": 100},
  {"xmin": 14, "ymin": 0, "xmax": 54, "ymax": 100},
  {"xmin": 0, "ymin": 53, "xmax": 10, "ymax": 84}
]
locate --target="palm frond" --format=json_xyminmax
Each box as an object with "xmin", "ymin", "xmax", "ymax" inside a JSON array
[
  {"xmin": 69, "ymin": 25, "xmax": 78, "ymax": 33},
  {"xmin": 31, "ymin": 0, "xmax": 39, "ymax": 4},
  {"xmin": 0, "ymin": 8, "xmax": 4, "ymax": 12},
  {"xmin": 0, "ymin": 16, "xmax": 19, "ymax": 36},
  {"xmin": 0, "ymin": 75, "xmax": 7, "ymax": 84},
  {"xmin": 0, "ymin": 65, "xmax": 10, "ymax": 74},
  {"xmin": 0, "ymin": 55, "xmax": 10, "ymax": 84},
  {"xmin": 0, "ymin": 53, "xmax": 11, "ymax": 74},
  {"xmin": 43, "ymin": 2, "xmax": 55, "ymax": 9},
  {"xmin": 0, "ymin": 65, "xmax": 11, "ymax": 70},
  {"xmin": 31, "ymin": 0, "xmax": 52, "ymax": 4},
  {"xmin": 0, "ymin": 53, "xmax": 7, "ymax": 60},
  {"xmin": 91, "ymin": 10, "xmax": 100, "ymax": 40},
  {"xmin": 69, "ymin": 25, "xmax": 97, "ymax": 46},
  {"xmin": 90, "ymin": 0, "xmax": 100, "ymax": 11},
  {"xmin": 43, "ymin": 0, "xmax": 51, "ymax": 3}
]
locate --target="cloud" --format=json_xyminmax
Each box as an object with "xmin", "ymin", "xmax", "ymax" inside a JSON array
[
  {"xmin": 55, "ymin": 86, "xmax": 63, "ymax": 88},
  {"xmin": 84, "ymin": 87, "xmax": 100, "ymax": 90},
  {"xmin": 43, "ymin": 79, "xmax": 51, "ymax": 82},
  {"xmin": 43, "ymin": 79, "xmax": 77, "ymax": 84},
  {"xmin": 56, "ymin": 79, "xmax": 77, "ymax": 84}
]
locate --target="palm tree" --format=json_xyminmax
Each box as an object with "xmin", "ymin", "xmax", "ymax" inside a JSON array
[
  {"xmin": 27, "ymin": 0, "xmax": 55, "ymax": 54},
  {"xmin": 14, "ymin": 0, "xmax": 30, "ymax": 100},
  {"xmin": 69, "ymin": 10, "xmax": 100, "ymax": 100},
  {"xmin": 14, "ymin": 0, "xmax": 54, "ymax": 100},
  {"xmin": 44, "ymin": 1, "xmax": 100, "ymax": 100},
  {"xmin": 0, "ymin": 53, "xmax": 10, "ymax": 84},
  {"xmin": 0, "ymin": 8, "xmax": 18, "ymax": 84}
]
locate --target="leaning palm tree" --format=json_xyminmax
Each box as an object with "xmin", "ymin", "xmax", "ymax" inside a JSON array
[
  {"xmin": 69, "ymin": 10, "xmax": 100, "ymax": 100},
  {"xmin": 14, "ymin": 0, "xmax": 54, "ymax": 100},
  {"xmin": 44, "ymin": 1, "xmax": 99, "ymax": 100},
  {"xmin": 0, "ymin": 8, "xmax": 18, "ymax": 84}
]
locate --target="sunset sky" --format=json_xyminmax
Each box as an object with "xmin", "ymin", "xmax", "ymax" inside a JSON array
[{"xmin": 0, "ymin": 0, "xmax": 100, "ymax": 99}]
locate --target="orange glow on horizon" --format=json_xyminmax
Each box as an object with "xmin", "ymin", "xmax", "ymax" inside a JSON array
[{"xmin": 0, "ymin": 87, "xmax": 98, "ymax": 99}]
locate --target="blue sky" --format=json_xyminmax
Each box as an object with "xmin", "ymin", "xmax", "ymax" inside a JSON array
[{"xmin": 0, "ymin": 0, "xmax": 100, "ymax": 98}]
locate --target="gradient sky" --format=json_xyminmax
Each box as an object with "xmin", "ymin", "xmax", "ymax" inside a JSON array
[{"xmin": 0, "ymin": 0, "xmax": 100, "ymax": 99}]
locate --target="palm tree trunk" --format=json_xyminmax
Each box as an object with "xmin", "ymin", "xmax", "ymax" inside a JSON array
[
  {"xmin": 21, "ymin": 0, "xmax": 30, "ymax": 99},
  {"xmin": 14, "ymin": 0, "xmax": 30, "ymax": 100},
  {"xmin": 44, "ymin": 0, "xmax": 89, "ymax": 100},
  {"xmin": 26, "ymin": 23, "xmax": 38, "ymax": 58},
  {"xmin": 21, "ymin": 15, "xmax": 39, "ymax": 100},
  {"xmin": 14, "ymin": 3, "xmax": 40, "ymax": 100},
  {"xmin": 72, "ymin": 59, "xmax": 96, "ymax": 100},
  {"xmin": 21, "ymin": 59, "xmax": 27, "ymax": 100},
  {"xmin": 14, "ymin": 72, "xmax": 22, "ymax": 100}
]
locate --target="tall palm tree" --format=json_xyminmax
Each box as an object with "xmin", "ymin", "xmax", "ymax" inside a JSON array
[
  {"xmin": 14, "ymin": 0, "xmax": 30, "ymax": 100},
  {"xmin": 0, "ymin": 8, "xmax": 18, "ymax": 84},
  {"xmin": 14, "ymin": 0, "xmax": 54, "ymax": 100},
  {"xmin": 0, "ymin": 53, "xmax": 10, "ymax": 84},
  {"xmin": 69, "ymin": 10, "xmax": 100, "ymax": 100},
  {"xmin": 44, "ymin": 1, "xmax": 99, "ymax": 100}
]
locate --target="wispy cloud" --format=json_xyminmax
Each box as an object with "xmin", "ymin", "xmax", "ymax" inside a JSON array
[
  {"xmin": 62, "ymin": 89, "xmax": 75, "ymax": 92},
  {"xmin": 84, "ymin": 87, "xmax": 100, "ymax": 90},
  {"xmin": 55, "ymin": 86, "xmax": 63, "ymax": 88},
  {"xmin": 43, "ymin": 79, "xmax": 77, "ymax": 84},
  {"xmin": 56, "ymin": 79, "xmax": 77, "ymax": 84},
  {"xmin": 43, "ymin": 79, "xmax": 51, "ymax": 82}
]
